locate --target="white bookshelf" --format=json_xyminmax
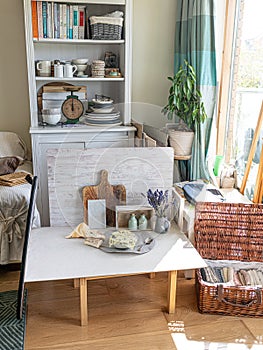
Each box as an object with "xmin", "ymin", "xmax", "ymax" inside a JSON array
[{"xmin": 23, "ymin": 0, "xmax": 135, "ymax": 225}]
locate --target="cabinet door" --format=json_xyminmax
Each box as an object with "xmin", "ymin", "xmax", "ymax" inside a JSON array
[{"xmin": 38, "ymin": 142, "xmax": 85, "ymax": 226}]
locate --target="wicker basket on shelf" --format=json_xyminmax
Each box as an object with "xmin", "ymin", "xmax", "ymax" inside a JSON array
[
  {"xmin": 195, "ymin": 202, "xmax": 263, "ymax": 317},
  {"xmin": 90, "ymin": 16, "xmax": 123, "ymax": 40}
]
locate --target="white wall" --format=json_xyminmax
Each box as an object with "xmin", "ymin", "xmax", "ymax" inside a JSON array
[
  {"xmin": 0, "ymin": 0, "xmax": 31, "ymax": 150},
  {"xmin": 132, "ymin": 0, "xmax": 176, "ymax": 128}
]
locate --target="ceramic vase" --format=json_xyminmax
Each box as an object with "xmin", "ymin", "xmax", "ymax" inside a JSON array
[
  {"xmin": 128, "ymin": 213, "xmax": 138, "ymax": 230},
  {"xmin": 138, "ymin": 214, "xmax": 148, "ymax": 230},
  {"xmin": 154, "ymin": 216, "xmax": 170, "ymax": 234}
]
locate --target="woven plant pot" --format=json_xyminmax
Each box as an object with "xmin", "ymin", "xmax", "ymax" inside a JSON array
[{"xmin": 168, "ymin": 130, "xmax": 194, "ymax": 157}]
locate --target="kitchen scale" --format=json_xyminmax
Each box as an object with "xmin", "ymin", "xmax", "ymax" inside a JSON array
[{"xmin": 61, "ymin": 86, "xmax": 84, "ymax": 123}]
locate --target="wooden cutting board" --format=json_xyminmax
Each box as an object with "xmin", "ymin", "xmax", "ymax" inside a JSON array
[{"xmin": 83, "ymin": 169, "xmax": 126, "ymax": 227}]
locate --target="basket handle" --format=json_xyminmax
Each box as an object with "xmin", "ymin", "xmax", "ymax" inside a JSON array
[{"xmin": 217, "ymin": 285, "xmax": 262, "ymax": 308}]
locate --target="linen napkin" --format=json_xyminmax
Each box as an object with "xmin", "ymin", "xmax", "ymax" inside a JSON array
[{"xmin": 65, "ymin": 222, "xmax": 105, "ymax": 248}]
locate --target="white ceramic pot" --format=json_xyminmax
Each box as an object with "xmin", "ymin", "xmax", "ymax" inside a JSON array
[
  {"xmin": 72, "ymin": 58, "xmax": 89, "ymax": 65},
  {"xmin": 154, "ymin": 216, "xmax": 170, "ymax": 234},
  {"xmin": 169, "ymin": 130, "xmax": 194, "ymax": 157},
  {"xmin": 42, "ymin": 114, "xmax": 61, "ymax": 125}
]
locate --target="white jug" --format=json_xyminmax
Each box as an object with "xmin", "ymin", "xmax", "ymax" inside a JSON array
[{"xmin": 64, "ymin": 63, "xmax": 77, "ymax": 78}]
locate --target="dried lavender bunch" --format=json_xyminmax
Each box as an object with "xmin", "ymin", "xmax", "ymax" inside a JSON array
[{"xmin": 146, "ymin": 189, "xmax": 169, "ymax": 217}]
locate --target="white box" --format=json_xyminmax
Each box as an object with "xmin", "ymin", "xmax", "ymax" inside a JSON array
[{"xmin": 115, "ymin": 205, "xmax": 154, "ymax": 230}]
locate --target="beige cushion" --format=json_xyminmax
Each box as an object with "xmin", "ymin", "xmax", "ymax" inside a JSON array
[
  {"xmin": 0, "ymin": 132, "xmax": 28, "ymax": 160},
  {"xmin": 17, "ymin": 160, "xmax": 33, "ymax": 174}
]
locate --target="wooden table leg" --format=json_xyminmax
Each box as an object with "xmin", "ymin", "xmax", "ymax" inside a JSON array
[
  {"xmin": 167, "ymin": 270, "xmax": 177, "ymax": 313},
  {"xmin": 79, "ymin": 278, "xmax": 88, "ymax": 326},
  {"xmin": 74, "ymin": 278, "xmax": 80, "ymax": 288}
]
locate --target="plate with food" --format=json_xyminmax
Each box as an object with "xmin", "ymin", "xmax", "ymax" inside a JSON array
[{"xmin": 100, "ymin": 230, "xmax": 155, "ymax": 254}]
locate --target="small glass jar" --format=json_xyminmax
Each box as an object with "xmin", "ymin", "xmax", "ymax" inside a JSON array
[
  {"xmin": 128, "ymin": 213, "xmax": 138, "ymax": 230},
  {"xmin": 138, "ymin": 214, "xmax": 148, "ymax": 230}
]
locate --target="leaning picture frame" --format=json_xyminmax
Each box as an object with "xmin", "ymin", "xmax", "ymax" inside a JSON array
[{"xmin": 88, "ymin": 199, "xmax": 106, "ymax": 229}]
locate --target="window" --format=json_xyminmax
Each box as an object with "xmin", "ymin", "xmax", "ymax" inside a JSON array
[{"xmin": 220, "ymin": 0, "xmax": 263, "ymax": 200}]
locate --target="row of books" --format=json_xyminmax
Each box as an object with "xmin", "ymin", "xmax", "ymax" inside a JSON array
[{"xmin": 31, "ymin": 1, "xmax": 89, "ymax": 40}]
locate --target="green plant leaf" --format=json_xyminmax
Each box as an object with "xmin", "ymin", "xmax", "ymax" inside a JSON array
[{"xmin": 162, "ymin": 60, "xmax": 207, "ymax": 130}]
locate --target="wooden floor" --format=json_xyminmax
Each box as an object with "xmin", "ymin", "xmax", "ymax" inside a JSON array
[{"xmin": 1, "ymin": 268, "xmax": 263, "ymax": 350}]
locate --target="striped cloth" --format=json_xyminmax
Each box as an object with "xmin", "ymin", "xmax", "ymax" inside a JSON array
[{"xmin": 174, "ymin": 0, "xmax": 217, "ymax": 180}]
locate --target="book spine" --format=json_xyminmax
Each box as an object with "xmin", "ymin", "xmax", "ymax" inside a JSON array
[
  {"xmin": 62, "ymin": 4, "xmax": 67, "ymax": 39},
  {"xmin": 50, "ymin": 2, "xmax": 54, "ymax": 38},
  {"xmin": 42, "ymin": 1, "xmax": 48, "ymax": 38},
  {"xmin": 85, "ymin": 6, "xmax": 90, "ymax": 39},
  {"xmin": 47, "ymin": 2, "xmax": 52, "ymax": 38},
  {"xmin": 69, "ymin": 5, "xmax": 73, "ymax": 39},
  {"xmin": 66, "ymin": 5, "xmax": 70, "ymax": 39},
  {"xmin": 73, "ymin": 5, "xmax": 78, "ymax": 39},
  {"xmin": 53, "ymin": 3, "xmax": 58, "ymax": 39},
  {"xmin": 78, "ymin": 6, "xmax": 85, "ymax": 40},
  {"xmin": 59, "ymin": 4, "xmax": 63, "ymax": 39},
  {"xmin": 37, "ymin": 1, "xmax": 43, "ymax": 39},
  {"xmin": 56, "ymin": 3, "xmax": 60, "ymax": 38},
  {"xmin": 31, "ymin": 1, "xmax": 38, "ymax": 39}
]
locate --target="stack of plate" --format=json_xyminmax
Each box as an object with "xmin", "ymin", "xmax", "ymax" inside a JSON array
[
  {"xmin": 83, "ymin": 97, "xmax": 122, "ymax": 126},
  {"xmin": 91, "ymin": 60, "xmax": 105, "ymax": 78},
  {"xmin": 83, "ymin": 111, "xmax": 122, "ymax": 126}
]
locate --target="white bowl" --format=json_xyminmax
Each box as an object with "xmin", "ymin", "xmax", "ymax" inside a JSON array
[
  {"xmin": 72, "ymin": 58, "xmax": 89, "ymax": 65},
  {"xmin": 42, "ymin": 108, "xmax": 61, "ymax": 115},
  {"xmin": 76, "ymin": 64, "xmax": 88, "ymax": 73},
  {"xmin": 42, "ymin": 114, "xmax": 61, "ymax": 125},
  {"xmin": 92, "ymin": 98, "xmax": 113, "ymax": 105},
  {"xmin": 91, "ymin": 106, "xmax": 114, "ymax": 114}
]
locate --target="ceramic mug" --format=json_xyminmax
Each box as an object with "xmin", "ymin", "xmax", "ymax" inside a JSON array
[
  {"xmin": 36, "ymin": 60, "xmax": 51, "ymax": 77},
  {"xmin": 64, "ymin": 63, "xmax": 77, "ymax": 78}
]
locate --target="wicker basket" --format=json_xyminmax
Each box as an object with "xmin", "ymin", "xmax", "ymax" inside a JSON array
[
  {"xmin": 90, "ymin": 16, "xmax": 123, "ymax": 40},
  {"xmin": 195, "ymin": 202, "xmax": 263, "ymax": 317}
]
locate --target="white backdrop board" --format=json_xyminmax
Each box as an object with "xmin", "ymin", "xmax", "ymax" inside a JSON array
[{"xmin": 47, "ymin": 147, "xmax": 174, "ymax": 226}]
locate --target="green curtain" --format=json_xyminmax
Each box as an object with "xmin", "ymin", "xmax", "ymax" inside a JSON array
[{"xmin": 175, "ymin": 0, "xmax": 217, "ymax": 180}]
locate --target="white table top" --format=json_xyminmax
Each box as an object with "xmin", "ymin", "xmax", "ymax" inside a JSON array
[{"xmin": 25, "ymin": 226, "xmax": 206, "ymax": 282}]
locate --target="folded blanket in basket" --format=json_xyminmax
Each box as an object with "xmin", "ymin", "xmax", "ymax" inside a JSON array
[{"xmin": 200, "ymin": 263, "xmax": 263, "ymax": 287}]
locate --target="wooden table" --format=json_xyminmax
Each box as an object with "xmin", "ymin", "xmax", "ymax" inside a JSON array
[{"xmin": 25, "ymin": 226, "xmax": 206, "ymax": 326}]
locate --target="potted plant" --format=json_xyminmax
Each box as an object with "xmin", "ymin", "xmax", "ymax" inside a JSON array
[{"xmin": 162, "ymin": 60, "xmax": 207, "ymax": 157}]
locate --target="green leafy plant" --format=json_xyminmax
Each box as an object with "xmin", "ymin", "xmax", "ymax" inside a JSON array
[{"xmin": 162, "ymin": 60, "xmax": 207, "ymax": 131}]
